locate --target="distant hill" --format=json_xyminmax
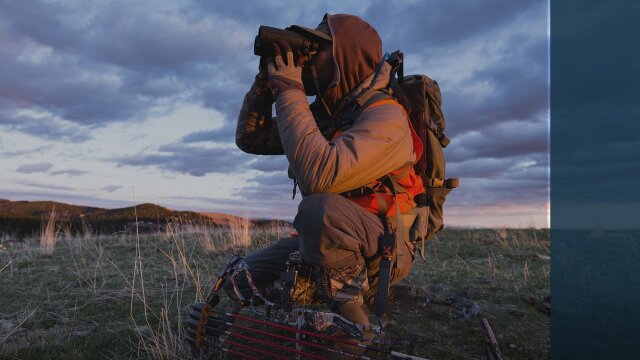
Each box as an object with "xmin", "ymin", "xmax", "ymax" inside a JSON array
[
  {"xmin": 199, "ymin": 211, "xmax": 292, "ymax": 229},
  {"xmin": 0, "ymin": 199, "xmax": 289, "ymax": 239},
  {"xmin": 199, "ymin": 211, "xmax": 242, "ymax": 227},
  {"xmin": 0, "ymin": 199, "xmax": 105, "ymax": 219}
]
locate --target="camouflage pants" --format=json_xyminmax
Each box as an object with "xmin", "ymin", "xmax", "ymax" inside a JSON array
[{"xmin": 223, "ymin": 194, "xmax": 414, "ymax": 314}]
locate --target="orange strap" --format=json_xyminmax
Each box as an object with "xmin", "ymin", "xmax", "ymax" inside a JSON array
[{"xmin": 366, "ymin": 99, "xmax": 401, "ymax": 109}]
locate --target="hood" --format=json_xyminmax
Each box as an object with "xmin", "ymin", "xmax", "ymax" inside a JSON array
[
  {"xmin": 339, "ymin": 62, "xmax": 393, "ymax": 106},
  {"xmin": 321, "ymin": 14, "xmax": 383, "ymax": 112}
]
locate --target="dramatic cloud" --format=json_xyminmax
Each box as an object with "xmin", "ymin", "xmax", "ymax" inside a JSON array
[
  {"xmin": 0, "ymin": 0, "xmax": 253, "ymax": 129},
  {"xmin": 16, "ymin": 162, "xmax": 53, "ymax": 174},
  {"xmin": 0, "ymin": 1, "xmax": 549, "ymax": 227}
]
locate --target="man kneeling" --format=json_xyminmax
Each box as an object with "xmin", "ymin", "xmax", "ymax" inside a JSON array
[{"xmin": 227, "ymin": 13, "xmax": 424, "ymax": 334}]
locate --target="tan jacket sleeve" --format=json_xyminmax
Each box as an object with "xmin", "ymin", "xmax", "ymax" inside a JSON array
[
  {"xmin": 274, "ymin": 89, "xmax": 416, "ymax": 195},
  {"xmin": 235, "ymin": 85, "xmax": 284, "ymax": 155}
]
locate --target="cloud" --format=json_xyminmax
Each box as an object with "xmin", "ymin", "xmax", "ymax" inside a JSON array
[
  {"xmin": 181, "ymin": 130, "xmax": 219, "ymax": 143},
  {"xmin": 2, "ymin": 145, "xmax": 53, "ymax": 157},
  {"xmin": 363, "ymin": 0, "xmax": 543, "ymax": 51},
  {"xmin": 114, "ymin": 143, "xmax": 252, "ymax": 176},
  {"xmin": 181, "ymin": 126, "xmax": 236, "ymax": 144},
  {"xmin": 117, "ymin": 133, "xmax": 289, "ymax": 176},
  {"xmin": 102, "ymin": 185, "xmax": 122, "ymax": 193},
  {"xmin": 232, "ymin": 171, "xmax": 296, "ymax": 202},
  {"xmin": 447, "ymin": 118, "xmax": 548, "ymax": 162},
  {"xmin": 51, "ymin": 169, "xmax": 90, "ymax": 177},
  {"xmin": 200, "ymin": 80, "xmax": 253, "ymax": 122},
  {"xmin": 20, "ymin": 180, "xmax": 74, "ymax": 191},
  {"xmin": 449, "ymin": 177, "xmax": 548, "ymax": 209},
  {"xmin": 0, "ymin": 108, "xmax": 93, "ymax": 142},
  {"xmin": 229, "ymin": 171, "xmax": 300, "ymax": 218},
  {"xmin": 358, "ymin": 1, "xmax": 550, "ymax": 139},
  {"xmin": 0, "ymin": 43, "xmax": 154, "ymax": 125},
  {"xmin": 0, "ymin": 1, "xmax": 252, "ymax": 70},
  {"xmin": 0, "ymin": 1, "xmax": 255, "ymax": 128},
  {"xmin": 16, "ymin": 162, "xmax": 53, "ymax": 173},
  {"xmin": 442, "ymin": 39, "xmax": 548, "ymax": 136},
  {"xmin": 247, "ymin": 155, "xmax": 289, "ymax": 173}
]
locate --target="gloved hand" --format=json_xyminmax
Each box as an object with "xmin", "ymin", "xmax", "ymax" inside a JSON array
[{"xmin": 267, "ymin": 41, "xmax": 305, "ymax": 98}]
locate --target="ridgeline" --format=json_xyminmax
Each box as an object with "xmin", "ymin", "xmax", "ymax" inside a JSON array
[{"xmin": 0, "ymin": 199, "xmax": 285, "ymax": 239}]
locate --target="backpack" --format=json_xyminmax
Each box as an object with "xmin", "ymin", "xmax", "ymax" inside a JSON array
[
  {"xmin": 334, "ymin": 51, "xmax": 459, "ymax": 251},
  {"xmin": 386, "ymin": 51, "xmax": 459, "ymax": 242},
  {"xmin": 314, "ymin": 50, "xmax": 459, "ymax": 318}
]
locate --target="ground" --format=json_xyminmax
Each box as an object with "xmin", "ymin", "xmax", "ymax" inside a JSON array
[{"xmin": 0, "ymin": 226, "xmax": 549, "ymax": 359}]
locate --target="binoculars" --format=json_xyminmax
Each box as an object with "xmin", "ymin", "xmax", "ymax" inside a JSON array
[{"xmin": 253, "ymin": 26, "xmax": 322, "ymax": 57}]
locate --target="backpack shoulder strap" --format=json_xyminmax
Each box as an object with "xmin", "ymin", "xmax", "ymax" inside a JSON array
[{"xmin": 336, "ymin": 90, "xmax": 394, "ymax": 132}]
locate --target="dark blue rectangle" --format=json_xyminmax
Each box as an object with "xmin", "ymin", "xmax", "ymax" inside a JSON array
[
  {"xmin": 552, "ymin": 230, "xmax": 640, "ymax": 359},
  {"xmin": 551, "ymin": 0, "xmax": 640, "ymax": 229},
  {"xmin": 551, "ymin": 1, "xmax": 640, "ymax": 359}
]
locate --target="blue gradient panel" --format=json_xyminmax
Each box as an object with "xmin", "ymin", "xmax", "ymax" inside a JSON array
[{"xmin": 552, "ymin": 1, "xmax": 640, "ymax": 358}]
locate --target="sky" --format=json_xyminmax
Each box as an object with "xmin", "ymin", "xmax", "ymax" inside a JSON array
[{"xmin": 0, "ymin": 0, "xmax": 549, "ymax": 228}]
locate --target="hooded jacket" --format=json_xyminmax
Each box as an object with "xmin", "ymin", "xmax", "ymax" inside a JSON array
[{"xmin": 236, "ymin": 14, "xmax": 423, "ymax": 216}]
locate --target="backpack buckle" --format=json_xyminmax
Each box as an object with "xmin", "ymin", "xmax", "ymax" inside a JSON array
[{"xmin": 387, "ymin": 50, "xmax": 404, "ymax": 81}]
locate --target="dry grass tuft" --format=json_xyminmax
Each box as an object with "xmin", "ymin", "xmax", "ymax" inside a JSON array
[
  {"xmin": 229, "ymin": 213, "xmax": 251, "ymax": 250},
  {"xmin": 126, "ymin": 218, "xmax": 217, "ymax": 359},
  {"xmin": 40, "ymin": 207, "xmax": 58, "ymax": 256},
  {"xmin": 195, "ymin": 225, "xmax": 216, "ymax": 254},
  {"xmin": 67, "ymin": 233, "xmax": 107, "ymax": 293}
]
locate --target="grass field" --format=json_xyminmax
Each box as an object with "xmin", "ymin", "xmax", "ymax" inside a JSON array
[{"xmin": 0, "ymin": 225, "xmax": 549, "ymax": 359}]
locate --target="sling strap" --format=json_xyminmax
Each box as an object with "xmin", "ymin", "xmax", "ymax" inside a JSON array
[{"xmin": 373, "ymin": 176, "xmax": 405, "ymax": 320}]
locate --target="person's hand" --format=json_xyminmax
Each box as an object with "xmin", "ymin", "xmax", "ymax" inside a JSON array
[{"xmin": 267, "ymin": 41, "xmax": 304, "ymax": 98}]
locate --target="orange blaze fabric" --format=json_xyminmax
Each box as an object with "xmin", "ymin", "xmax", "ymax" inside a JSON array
[{"xmin": 338, "ymin": 100, "xmax": 425, "ymax": 217}]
